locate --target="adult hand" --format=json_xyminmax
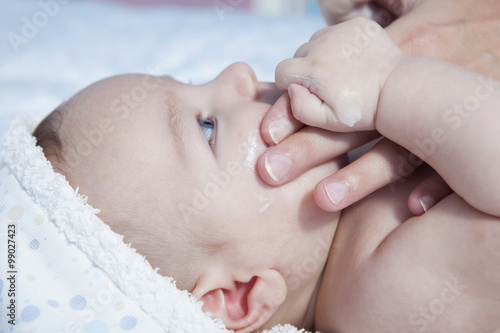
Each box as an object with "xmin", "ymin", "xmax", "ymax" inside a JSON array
[
  {"xmin": 257, "ymin": 0, "xmax": 500, "ymax": 213},
  {"xmin": 257, "ymin": 92, "xmax": 451, "ymax": 215},
  {"xmin": 316, "ymin": 0, "xmax": 404, "ymax": 27},
  {"xmin": 385, "ymin": 0, "xmax": 500, "ymax": 78}
]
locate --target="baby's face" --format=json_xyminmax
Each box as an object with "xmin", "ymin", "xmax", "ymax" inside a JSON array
[{"xmin": 61, "ymin": 63, "xmax": 341, "ymax": 293}]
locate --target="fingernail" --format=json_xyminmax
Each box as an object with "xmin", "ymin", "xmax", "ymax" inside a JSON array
[
  {"xmin": 268, "ymin": 119, "xmax": 293, "ymax": 144},
  {"xmin": 418, "ymin": 195, "xmax": 435, "ymax": 213},
  {"xmin": 265, "ymin": 154, "xmax": 292, "ymax": 182},
  {"xmin": 324, "ymin": 181, "xmax": 347, "ymax": 205}
]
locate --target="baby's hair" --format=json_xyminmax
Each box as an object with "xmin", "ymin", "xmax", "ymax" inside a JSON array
[{"xmin": 33, "ymin": 109, "xmax": 65, "ymax": 171}]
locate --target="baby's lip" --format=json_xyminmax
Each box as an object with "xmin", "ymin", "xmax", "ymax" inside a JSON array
[{"xmin": 257, "ymin": 81, "xmax": 283, "ymax": 105}]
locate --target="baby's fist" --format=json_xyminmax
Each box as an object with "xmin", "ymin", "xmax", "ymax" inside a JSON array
[{"xmin": 276, "ymin": 17, "xmax": 403, "ymax": 132}]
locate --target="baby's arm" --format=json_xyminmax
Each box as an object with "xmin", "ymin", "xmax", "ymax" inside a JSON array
[{"xmin": 376, "ymin": 55, "xmax": 500, "ymax": 217}]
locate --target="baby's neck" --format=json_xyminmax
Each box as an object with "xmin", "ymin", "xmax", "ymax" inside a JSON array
[
  {"xmin": 302, "ymin": 272, "xmax": 323, "ymax": 328},
  {"xmin": 263, "ymin": 270, "xmax": 324, "ymax": 331}
]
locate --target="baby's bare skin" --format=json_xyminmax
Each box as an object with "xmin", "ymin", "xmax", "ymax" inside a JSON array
[{"xmin": 317, "ymin": 167, "xmax": 500, "ymax": 332}]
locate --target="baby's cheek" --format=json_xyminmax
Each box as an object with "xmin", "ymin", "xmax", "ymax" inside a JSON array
[{"xmin": 238, "ymin": 129, "xmax": 268, "ymax": 170}]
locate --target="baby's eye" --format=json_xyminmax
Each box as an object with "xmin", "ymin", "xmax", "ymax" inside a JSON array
[{"xmin": 198, "ymin": 117, "xmax": 216, "ymax": 145}]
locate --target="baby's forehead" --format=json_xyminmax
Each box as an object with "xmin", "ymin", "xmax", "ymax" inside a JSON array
[
  {"xmin": 60, "ymin": 74, "xmax": 190, "ymax": 168},
  {"xmin": 76, "ymin": 73, "xmax": 175, "ymax": 100},
  {"xmin": 66, "ymin": 73, "xmax": 179, "ymax": 118}
]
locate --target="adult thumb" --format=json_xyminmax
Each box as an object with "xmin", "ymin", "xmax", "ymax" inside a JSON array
[
  {"xmin": 318, "ymin": 0, "xmax": 396, "ymax": 27},
  {"xmin": 373, "ymin": 0, "xmax": 408, "ymax": 17}
]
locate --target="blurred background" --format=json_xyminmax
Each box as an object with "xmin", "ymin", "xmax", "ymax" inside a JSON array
[{"xmin": 0, "ymin": 0, "xmax": 326, "ymax": 134}]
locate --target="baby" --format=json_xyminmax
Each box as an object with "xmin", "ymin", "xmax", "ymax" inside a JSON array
[{"xmin": 33, "ymin": 18, "xmax": 500, "ymax": 332}]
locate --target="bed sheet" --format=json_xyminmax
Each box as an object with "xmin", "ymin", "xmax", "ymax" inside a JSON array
[{"xmin": 0, "ymin": 0, "xmax": 326, "ymax": 136}]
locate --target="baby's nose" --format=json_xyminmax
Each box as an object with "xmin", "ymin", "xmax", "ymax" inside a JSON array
[{"xmin": 218, "ymin": 62, "xmax": 259, "ymax": 100}]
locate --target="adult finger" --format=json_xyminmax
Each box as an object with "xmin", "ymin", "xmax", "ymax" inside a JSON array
[
  {"xmin": 257, "ymin": 128, "xmax": 380, "ymax": 185},
  {"xmin": 260, "ymin": 93, "xmax": 304, "ymax": 146},
  {"xmin": 373, "ymin": 0, "xmax": 406, "ymax": 17},
  {"xmin": 407, "ymin": 173, "xmax": 453, "ymax": 216},
  {"xmin": 317, "ymin": 0, "xmax": 396, "ymax": 26},
  {"xmin": 313, "ymin": 138, "xmax": 423, "ymax": 211}
]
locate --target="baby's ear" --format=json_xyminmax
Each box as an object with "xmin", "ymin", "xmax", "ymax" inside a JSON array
[{"xmin": 194, "ymin": 270, "xmax": 287, "ymax": 333}]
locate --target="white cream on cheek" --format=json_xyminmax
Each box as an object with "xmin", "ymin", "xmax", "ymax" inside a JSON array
[
  {"xmin": 239, "ymin": 130, "xmax": 275, "ymax": 213},
  {"xmin": 241, "ymin": 129, "xmax": 266, "ymax": 170},
  {"xmin": 258, "ymin": 189, "xmax": 275, "ymax": 214}
]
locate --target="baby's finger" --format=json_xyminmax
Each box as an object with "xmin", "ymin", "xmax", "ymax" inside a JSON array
[
  {"xmin": 261, "ymin": 93, "xmax": 304, "ymax": 145},
  {"xmin": 288, "ymin": 83, "xmax": 341, "ymax": 131},
  {"xmin": 294, "ymin": 41, "xmax": 312, "ymax": 58},
  {"xmin": 289, "ymin": 83, "xmax": 365, "ymax": 131},
  {"xmin": 313, "ymin": 139, "xmax": 423, "ymax": 212},
  {"xmin": 275, "ymin": 57, "xmax": 316, "ymax": 92},
  {"xmin": 257, "ymin": 128, "xmax": 379, "ymax": 185},
  {"xmin": 309, "ymin": 26, "xmax": 333, "ymax": 42},
  {"xmin": 407, "ymin": 173, "xmax": 453, "ymax": 216},
  {"xmin": 294, "ymin": 27, "xmax": 333, "ymax": 58}
]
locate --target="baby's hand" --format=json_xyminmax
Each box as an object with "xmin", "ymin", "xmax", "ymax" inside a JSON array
[{"xmin": 276, "ymin": 17, "xmax": 403, "ymax": 132}]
